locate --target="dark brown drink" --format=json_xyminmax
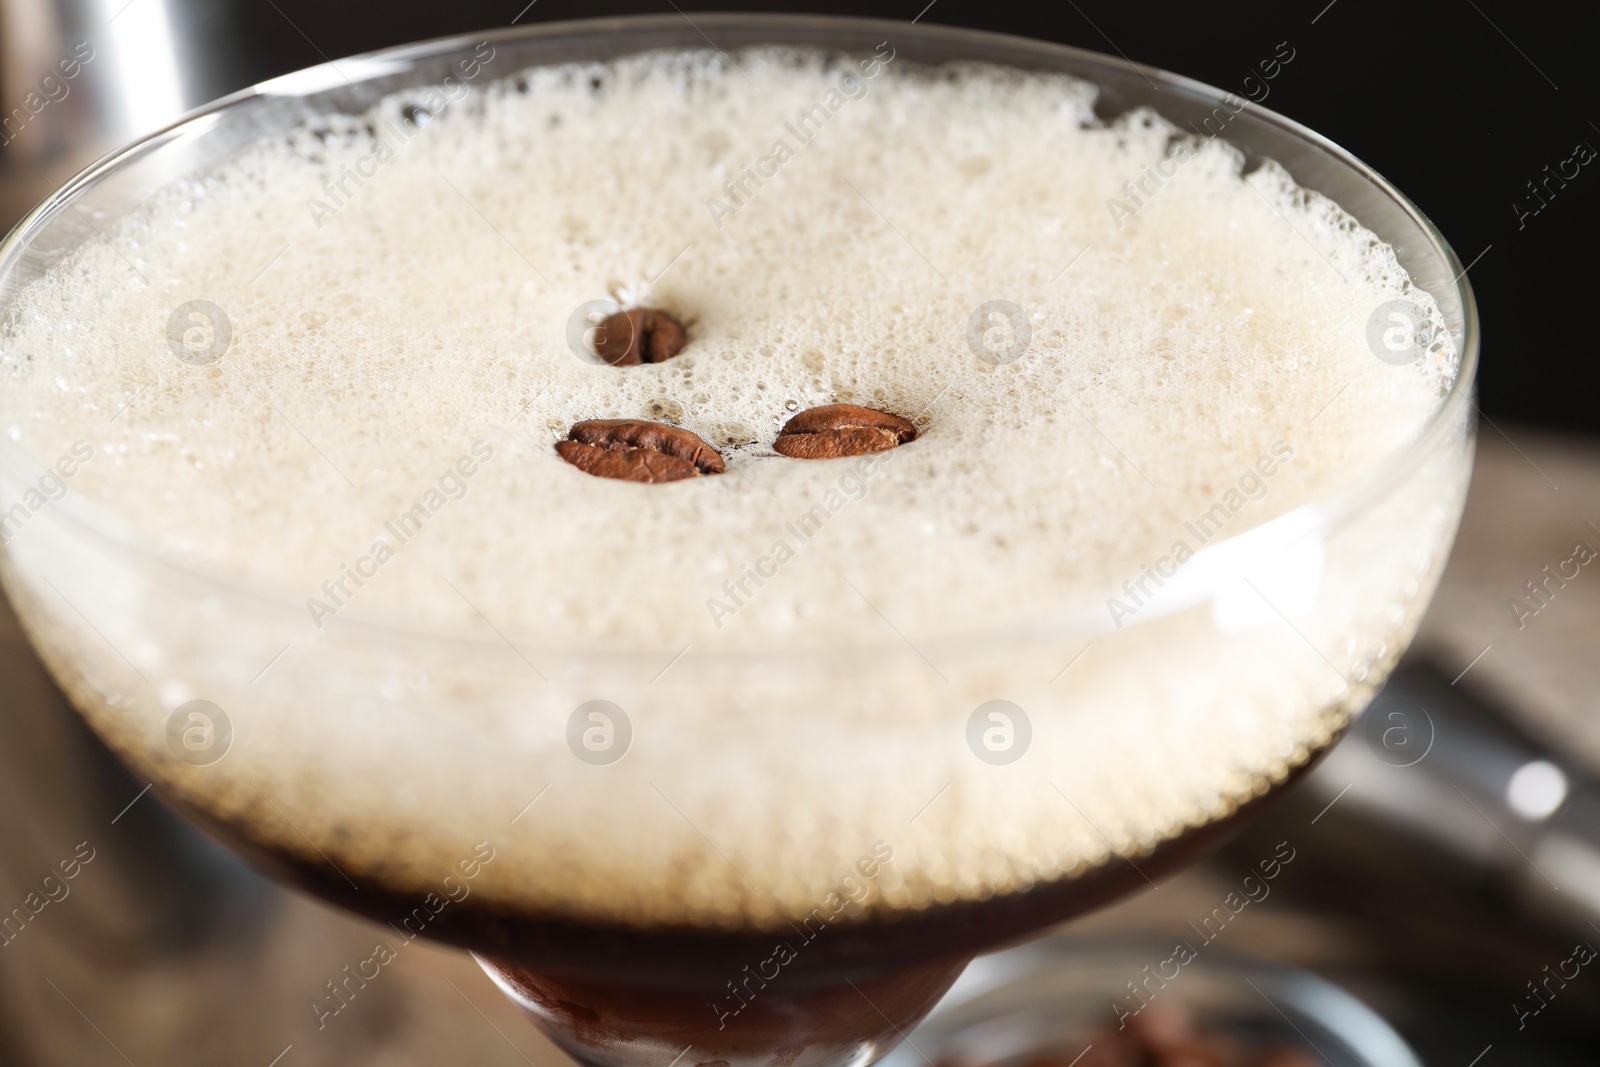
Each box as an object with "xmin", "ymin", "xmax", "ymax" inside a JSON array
[{"xmin": 161, "ymin": 765, "xmax": 1303, "ymax": 1067}]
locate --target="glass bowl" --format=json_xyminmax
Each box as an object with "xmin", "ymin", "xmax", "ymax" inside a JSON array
[{"xmin": 0, "ymin": 15, "xmax": 1477, "ymax": 1067}]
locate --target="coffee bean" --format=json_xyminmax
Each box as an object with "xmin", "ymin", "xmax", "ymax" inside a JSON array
[
  {"xmin": 593, "ymin": 308, "xmax": 688, "ymax": 365},
  {"xmin": 555, "ymin": 419, "xmax": 724, "ymax": 483},
  {"xmin": 773, "ymin": 403, "xmax": 918, "ymax": 459}
]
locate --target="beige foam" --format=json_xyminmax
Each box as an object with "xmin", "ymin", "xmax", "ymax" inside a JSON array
[{"xmin": 0, "ymin": 49, "xmax": 1465, "ymax": 929}]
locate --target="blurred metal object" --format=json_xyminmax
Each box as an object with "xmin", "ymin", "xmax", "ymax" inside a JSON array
[
  {"xmin": 0, "ymin": 0, "xmax": 255, "ymax": 225},
  {"xmin": 1312, "ymin": 662, "xmax": 1600, "ymax": 937}
]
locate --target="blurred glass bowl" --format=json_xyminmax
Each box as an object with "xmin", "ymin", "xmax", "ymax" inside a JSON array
[{"xmin": 882, "ymin": 937, "xmax": 1423, "ymax": 1067}]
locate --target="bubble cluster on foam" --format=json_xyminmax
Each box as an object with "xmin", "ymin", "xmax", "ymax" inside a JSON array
[{"xmin": 0, "ymin": 49, "xmax": 1461, "ymax": 928}]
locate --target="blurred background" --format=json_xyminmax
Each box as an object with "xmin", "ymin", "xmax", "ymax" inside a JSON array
[{"xmin": 0, "ymin": 1, "xmax": 1596, "ymax": 1064}]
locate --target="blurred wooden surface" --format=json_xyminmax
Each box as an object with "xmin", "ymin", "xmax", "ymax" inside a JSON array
[{"xmin": 1415, "ymin": 426, "xmax": 1600, "ymax": 776}]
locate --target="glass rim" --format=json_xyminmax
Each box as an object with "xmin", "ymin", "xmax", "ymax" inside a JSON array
[{"xmin": 0, "ymin": 12, "xmax": 1480, "ymax": 664}]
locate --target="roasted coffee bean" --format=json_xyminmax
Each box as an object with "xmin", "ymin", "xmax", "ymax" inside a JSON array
[
  {"xmin": 773, "ymin": 403, "xmax": 918, "ymax": 459},
  {"xmin": 555, "ymin": 419, "xmax": 724, "ymax": 483},
  {"xmin": 593, "ymin": 308, "xmax": 688, "ymax": 365}
]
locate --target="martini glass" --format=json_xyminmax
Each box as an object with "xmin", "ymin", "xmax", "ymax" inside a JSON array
[{"xmin": 0, "ymin": 15, "xmax": 1476, "ymax": 1067}]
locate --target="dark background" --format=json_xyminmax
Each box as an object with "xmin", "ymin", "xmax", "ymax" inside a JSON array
[{"xmin": 206, "ymin": 0, "xmax": 1600, "ymax": 437}]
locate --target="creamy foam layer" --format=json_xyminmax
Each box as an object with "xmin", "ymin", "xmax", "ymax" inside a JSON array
[{"xmin": 0, "ymin": 49, "xmax": 1465, "ymax": 929}]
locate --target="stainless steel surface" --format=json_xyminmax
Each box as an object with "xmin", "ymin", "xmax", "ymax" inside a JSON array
[
  {"xmin": 0, "ymin": 0, "xmax": 258, "ymax": 225},
  {"xmin": 1311, "ymin": 664, "xmax": 1600, "ymax": 939}
]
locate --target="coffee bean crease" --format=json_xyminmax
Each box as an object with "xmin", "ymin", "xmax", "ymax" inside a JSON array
[
  {"xmin": 773, "ymin": 403, "xmax": 918, "ymax": 459},
  {"xmin": 593, "ymin": 308, "xmax": 687, "ymax": 365},
  {"xmin": 556, "ymin": 419, "xmax": 724, "ymax": 483}
]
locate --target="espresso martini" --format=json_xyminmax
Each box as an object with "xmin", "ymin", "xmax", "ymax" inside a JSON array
[{"xmin": 0, "ymin": 37, "xmax": 1466, "ymax": 1067}]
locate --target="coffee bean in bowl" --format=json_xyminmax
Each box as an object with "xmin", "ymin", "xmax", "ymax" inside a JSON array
[
  {"xmin": 772, "ymin": 403, "xmax": 918, "ymax": 459},
  {"xmin": 555, "ymin": 419, "xmax": 723, "ymax": 483}
]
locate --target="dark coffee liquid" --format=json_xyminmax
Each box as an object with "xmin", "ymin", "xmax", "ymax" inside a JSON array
[
  {"xmin": 171, "ymin": 775, "xmax": 1263, "ymax": 981},
  {"xmin": 160, "ymin": 766, "xmax": 1307, "ymax": 1067},
  {"xmin": 482, "ymin": 951, "xmax": 971, "ymax": 1067}
]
